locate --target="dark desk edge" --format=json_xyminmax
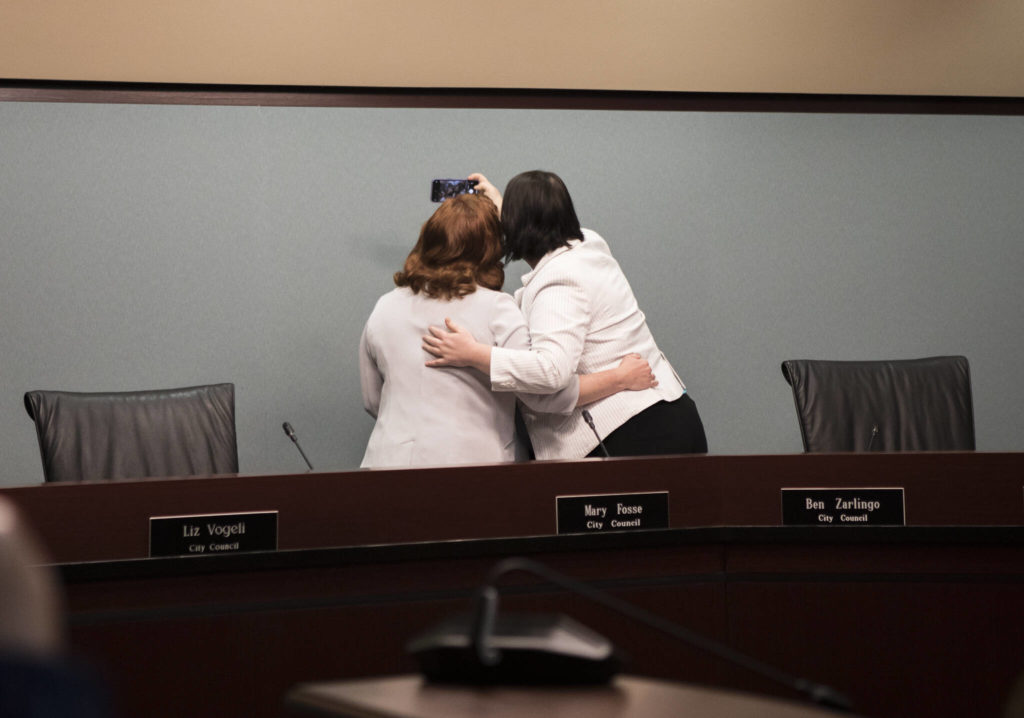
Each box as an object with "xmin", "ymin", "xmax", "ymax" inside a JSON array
[{"xmin": 57, "ymin": 525, "xmax": 1024, "ymax": 583}]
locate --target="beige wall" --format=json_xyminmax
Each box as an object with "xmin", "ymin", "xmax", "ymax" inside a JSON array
[{"xmin": 2, "ymin": 0, "xmax": 1023, "ymax": 96}]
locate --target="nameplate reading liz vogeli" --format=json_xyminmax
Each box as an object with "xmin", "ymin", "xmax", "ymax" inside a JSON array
[
  {"xmin": 781, "ymin": 488, "xmax": 906, "ymax": 526},
  {"xmin": 149, "ymin": 511, "xmax": 279, "ymax": 558},
  {"xmin": 556, "ymin": 492, "xmax": 669, "ymax": 534}
]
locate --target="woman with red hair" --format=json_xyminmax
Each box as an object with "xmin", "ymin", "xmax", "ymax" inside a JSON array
[{"xmin": 359, "ymin": 193, "xmax": 655, "ymax": 468}]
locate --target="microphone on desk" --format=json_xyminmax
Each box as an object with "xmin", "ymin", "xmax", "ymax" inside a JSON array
[
  {"xmin": 282, "ymin": 421, "xmax": 314, "ymax": 471},
  {"xmin": 581, "ymin": 410, "xmax": 610, "ymax": 457},
  {"xmin": 407, "ymin": 557, "xmax": 853, "ymax": 712}
]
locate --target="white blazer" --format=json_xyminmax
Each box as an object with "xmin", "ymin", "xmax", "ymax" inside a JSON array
[
  {"xmin": 359, "ymin": 286, "xmax": 579, "ymax": 468},
  {"xmin": 490, "ymin": 229, "xmax": 685, "ymax": 459}
]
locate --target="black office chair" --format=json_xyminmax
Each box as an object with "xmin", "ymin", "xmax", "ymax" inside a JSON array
[
  {"xmin": 23, "ymin": 383, "xmax": 239, "ymax": 482},
  {"xmin": 781, "ymin": 356, "xmax": 975, "ymax": 452}
]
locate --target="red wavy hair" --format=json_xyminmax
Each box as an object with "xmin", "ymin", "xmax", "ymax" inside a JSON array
[{"xmin": 394, "ymin": 194, "xmax": 505, "ymax": 299}]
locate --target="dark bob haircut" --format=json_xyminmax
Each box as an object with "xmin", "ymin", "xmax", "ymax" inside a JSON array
[
  {"xmin": 394, "ymin": 194, "xmax": 504, "ymax": 300},
  {"xmin": 500, "ymin": 170, "xmax": 584, "ymax": 264}
]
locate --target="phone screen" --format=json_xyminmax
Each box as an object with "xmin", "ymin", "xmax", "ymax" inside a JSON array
[{"xmin": 431, "ymin": 179, "xmax": 477, "ymax": 202}]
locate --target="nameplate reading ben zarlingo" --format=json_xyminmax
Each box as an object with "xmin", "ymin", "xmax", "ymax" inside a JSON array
[
  {"xmin": 781, "ymin": 488, "xmax": 905, "ymax": 526},
  {"xmin": 556, "ymin": 492, "xmax": 668, "ymax": 534},
  {"xmin": 149, "ymin": 511, "xmax": 278, "ymax": 557}
]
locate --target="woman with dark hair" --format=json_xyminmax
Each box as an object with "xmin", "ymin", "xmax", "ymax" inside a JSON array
[
  {"xmin": 422, "ymin": 171, "xmax": 707, "ymax": 459},
  {"xmin": 359, "ymin": 193, "xmax": 657, "ymax": 468}
]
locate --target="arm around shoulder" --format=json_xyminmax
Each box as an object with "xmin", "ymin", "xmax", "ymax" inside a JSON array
[{"xmin": 490, "ymin": 275, "xmax": 591, "ymax": 393}]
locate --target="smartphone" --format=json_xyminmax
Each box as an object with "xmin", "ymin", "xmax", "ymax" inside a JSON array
[{"xmin": 431, "ymin": 178, "xmax": 477, "ymax": 202}]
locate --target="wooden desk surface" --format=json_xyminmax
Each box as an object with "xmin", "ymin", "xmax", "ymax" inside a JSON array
[
  {"xmin": 1, "ymin": 453, "xmax": 1020, "ymax": 718},
  {"xmin": 2, "ymin": 451, "xmax": 1021, "ymax": 563},
  {"xmin": 44, "ymin": 527, "xmax": 1024, "ymax": 718},
  {"xmin": 286, "ymin": 675, "xmax": 847, "ymax": 718}
]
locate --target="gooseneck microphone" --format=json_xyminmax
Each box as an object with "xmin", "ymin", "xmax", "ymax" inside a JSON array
[
  {"xmin": 410, "ymin": 557, "xmax": 853, "ymax": 712},
  {"xmin": 282, "ymin": 421, "xmax": 314, "ymax": 471},
  {"xmin": 581, "ymin": 410, "xmax": 610, "ymax": 457}
]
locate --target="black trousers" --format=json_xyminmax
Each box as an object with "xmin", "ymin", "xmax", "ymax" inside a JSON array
[{"xmin": 586, "ymin": 393, "xmax": 708, "ymax": 458}]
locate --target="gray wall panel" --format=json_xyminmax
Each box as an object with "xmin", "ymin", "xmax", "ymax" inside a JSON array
[{"xmin": 2, "ymin": 103, "xmax": 1021, "ymax": 485}]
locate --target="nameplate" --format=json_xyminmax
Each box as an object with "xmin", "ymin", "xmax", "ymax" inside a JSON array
[
  {"xmin": 781, "ymin": 488, "xmax": 905, "ymax": 526},
  {"xmin": 556, "ymin": 492, "xmax": 669, "ymax": 534},
  {"xmin": 149, "ymin": 511, "xmax": 278, "ymax": 557}
]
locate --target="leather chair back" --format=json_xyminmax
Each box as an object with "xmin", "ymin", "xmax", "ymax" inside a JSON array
[
  {"xmin": 24, "ymin": 383, "xmax": 238, "ymax": 482},
  {"xmin": 781, "ymin": 357, "xmax": 975, "ymax": 452}
]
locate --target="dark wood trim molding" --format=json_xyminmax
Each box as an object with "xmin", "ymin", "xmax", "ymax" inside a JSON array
[
  {"xmin": 3, "ymin": 79, "xmax": 1024, "ymax": 114},
  {"xmin": 57, "ymin": 525, "xmax": 1024, "ymax": 584}
]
